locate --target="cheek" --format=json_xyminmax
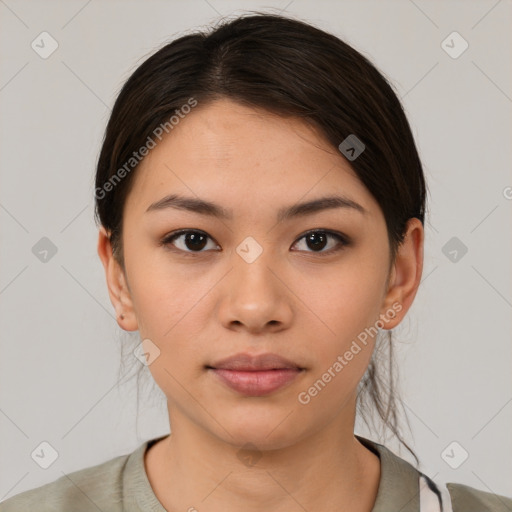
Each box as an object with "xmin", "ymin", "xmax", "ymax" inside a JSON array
[
  {"xmin": 301, "ymin": 259, "xmax": 386, "ymax": 348},
  {"xmin": 294, "ymin": 270, "xmax": 383, "ymax": 412},
  {"xmin": 125, "ymin": 256, "xmax": 214, "ymax": 384},
  {"xmin": 125, "ymin": 244, "xmax": 207, "ymax": 338},
  {"xmin": 295, "ymin": 260, "xmax": 386, "ymax": 408}
]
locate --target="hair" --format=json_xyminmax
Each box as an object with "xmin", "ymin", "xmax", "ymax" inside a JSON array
[{"xmin": 94, "ymin": 11, "xmax": 428, "ymax": 465}]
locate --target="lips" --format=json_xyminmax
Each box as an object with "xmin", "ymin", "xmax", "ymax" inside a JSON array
[
  {"xmin": 208, "ymin": 352, "xmax": 303, "ymax": 371},
  {"xmin": 207, "ymin": 353, "xmax": 305, "ymax": 396}
]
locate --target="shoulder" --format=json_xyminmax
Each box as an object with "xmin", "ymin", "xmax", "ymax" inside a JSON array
[
  {"xmin": 358, "ymin": 435, "xmax": 512, "ymax": 512},
  {"xmin": 0, "ymin": 450, "xmax": 131, "ymax": 512},
  {"xmin": 447, "ymin": 482, "xmax": 512, "ymax": 512}
]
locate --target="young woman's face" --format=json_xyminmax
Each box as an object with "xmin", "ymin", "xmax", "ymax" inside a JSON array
[{"xmin": 104, "ymin": 98, "xmax": 418, "ymax": 449}]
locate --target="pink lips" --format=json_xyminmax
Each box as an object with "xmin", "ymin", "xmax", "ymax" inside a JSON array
[{"xmin": 207, "ymin": 353, "xmax": 304, "ymax": 396}]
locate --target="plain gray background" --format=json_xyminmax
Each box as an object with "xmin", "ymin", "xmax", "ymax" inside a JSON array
[{"xmin": 1, "ymin": 0, "xmax": 511, "ymax": 501}]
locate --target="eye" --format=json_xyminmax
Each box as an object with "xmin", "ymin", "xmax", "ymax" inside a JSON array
[
  {"xmin": 160, "ymin": 229, "xmax": 219, "ymax": 254},
  {"xmin": 291, "ymin": 229, "xmax": 349, "ymax": 254},
  {"xmin": 160, "ymin": 228, "xmax": 350, "ymax": 256}
]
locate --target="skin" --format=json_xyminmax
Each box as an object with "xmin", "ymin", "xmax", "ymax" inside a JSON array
[{"xmin": 98, "ymin": 98, "xmax": 424, "ymax": 512}]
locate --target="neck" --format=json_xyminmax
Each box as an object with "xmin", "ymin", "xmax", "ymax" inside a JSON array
[{"xmin": 145, "ymin": 400, "xmax": 380, "ymax": 512}]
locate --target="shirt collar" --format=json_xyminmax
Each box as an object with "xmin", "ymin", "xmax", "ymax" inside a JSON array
[
  {"xmin": 356, "ymin": 434, "xmax": 421, "ymax": 512},
  {"xmin": 124, "ymin": 434, "xmax": 421, "ymax": 512}
]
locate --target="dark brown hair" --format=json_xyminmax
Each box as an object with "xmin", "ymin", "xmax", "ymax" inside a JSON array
[{"xmin": 95, "ymin": 12, "xmax": 427, "ymax": 464}]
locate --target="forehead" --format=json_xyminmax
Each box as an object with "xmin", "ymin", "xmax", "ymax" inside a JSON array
[{"xmin": 124, "ymin": 98, "xmax": 379, "ymax": 220}]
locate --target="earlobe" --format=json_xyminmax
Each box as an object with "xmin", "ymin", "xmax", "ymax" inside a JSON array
[
  {"xmin": 379, "ymin": 218, "xmax": 424, "ymax": 330},
  {"xmin": 97, "ymin": 227, "xmax": 138, "ymax": 331}
]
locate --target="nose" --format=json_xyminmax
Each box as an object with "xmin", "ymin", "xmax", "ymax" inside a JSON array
[{"xmin": 217, "ymin": 251, "xmax": 294, "ymax": 335}]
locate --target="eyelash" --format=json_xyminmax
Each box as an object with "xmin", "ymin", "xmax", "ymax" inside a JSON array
[{"xmin": 159, "ymin": 229, "xmax": 350, "ymax": 257}]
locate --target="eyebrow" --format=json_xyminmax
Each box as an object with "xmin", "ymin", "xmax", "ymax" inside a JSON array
[{"xmin": 145, "ymin": 193, "xmax": 367, "ymax": 221}]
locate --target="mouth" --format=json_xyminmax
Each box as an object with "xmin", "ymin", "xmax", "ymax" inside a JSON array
[{"xmin": 206, "ymin": 352, "xmax": 305, "ymax": 396}]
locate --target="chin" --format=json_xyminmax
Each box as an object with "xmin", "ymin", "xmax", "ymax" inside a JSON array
[{"xmin": 210, "ymin": 409, "xmax": 305, "ymax": 450}]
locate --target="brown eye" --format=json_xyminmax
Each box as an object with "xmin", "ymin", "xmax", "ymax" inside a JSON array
[
  {"xmin": 292, "ymin": 230, "xmax": 349, "ymax": 254},
  {"xmin": 161, "ymin": 230, "xmax": 219, "ymax": 253}
]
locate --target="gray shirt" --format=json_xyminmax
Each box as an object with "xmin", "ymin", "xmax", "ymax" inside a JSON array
[{"xmin": 1, "ymin": 434, "xmax": 511, "ymax": 511}]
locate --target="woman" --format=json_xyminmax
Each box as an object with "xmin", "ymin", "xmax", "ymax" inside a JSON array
[{"xmin": 2, "ymin": 12, "xmax": 510, "ymax": 512}]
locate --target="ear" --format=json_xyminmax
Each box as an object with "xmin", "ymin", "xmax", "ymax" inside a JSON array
[
  {"xmin": 379, "ymin": 218, "xmax": 424, "ymax": 330},
  {"xmin": 97, "ymin": 226, "xmax": 138, "ymax": 331}
]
